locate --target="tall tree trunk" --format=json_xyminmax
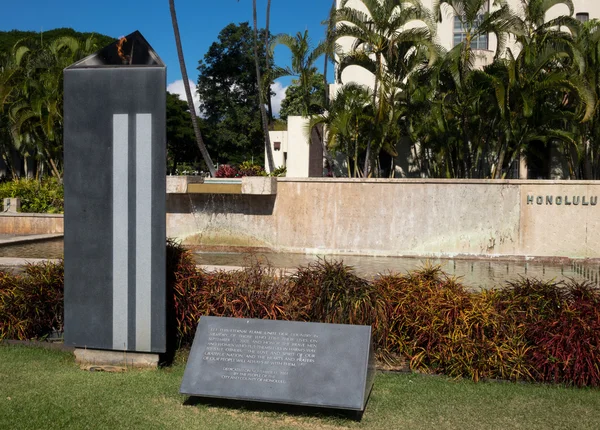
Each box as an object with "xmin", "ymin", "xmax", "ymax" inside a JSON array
[
  {"xmin": 584, "ymin": 139, "xmax": 593, "ymax": 180},
  {"xmin": 323, "ymin": 0, "xmax": 336, "ymax": 109},
  {"xmin": 518, "ymin": 154, "xmax": 528, "ymax": 179},
  {"xmin": 169, "ymin": 0, "xmax": 216, "ymax": 177},
  {"xmin": 313, "ymin": 125, "xmax": 335, "ymax": 177},
  {"xmin": 264, "ymin": 0, "xmax": 273, "ymax": 122},
  {"xmin": 494, "ymin": 145, "xmax": 506, "ymax": 179},
  {"xmin": 1, "ymin": 152, "xmax": 16, "ymax": 179},
  {"xmin": 320, "ymin": 0, "xmax": 337, "ymax": 177},
  {"xmin": 44, "ymin": 146, "xmax": 61, "ymax": 179},
  {"xmin": 363, "ymin": 54, "xmax": 381, "ymax": 178},
  {"xmin": 252, "ymin": 0, "xmax": 275, "ymax": 172},
  {"xmin": 461, "ymin": 114, "xmax": 472, "ymax": 178}
]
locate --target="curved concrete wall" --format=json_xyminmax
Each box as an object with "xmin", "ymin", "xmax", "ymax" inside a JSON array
[{"xmin": 166, "ymin": 178, "xmax": 599, "ymax": 260}]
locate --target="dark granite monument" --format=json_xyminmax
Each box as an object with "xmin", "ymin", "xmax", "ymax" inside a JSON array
[
  {"xmin": 180, "ymin": 317, "xmax": 376, "ymax": 413},
  {"xmin": 63, "ymin": 31, "xmax": 166, "ymax": 354}
]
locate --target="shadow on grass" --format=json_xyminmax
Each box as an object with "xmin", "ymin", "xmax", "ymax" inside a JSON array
[{"xmin": 183, "ymin": 395, "xmax": 364, "ymax": 421}]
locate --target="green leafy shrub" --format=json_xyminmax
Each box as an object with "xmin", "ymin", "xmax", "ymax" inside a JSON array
[
  {"xmin": 270, "ymin": 166, "xmax": 286, "ymax": 177},
  {"xmin": 238, "ymin": 161, "xmax": 266, "ymax": 177},
  {"xmin": 0, "ymin": 178, "xmax": 64, "ymax": 213}
]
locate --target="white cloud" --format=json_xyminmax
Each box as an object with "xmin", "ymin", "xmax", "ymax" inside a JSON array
[
  {"xmin": 167, "ymin": 79, "xmax": 201, "ymax": 115},
  {"xmin": 270, "ymin": 81, "xmax": 288, "ymax": 118}
]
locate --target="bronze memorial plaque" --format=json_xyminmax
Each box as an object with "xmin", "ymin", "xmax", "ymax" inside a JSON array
[{"xmin": 180, "ymin": 316, "xmax": 375, "ymax": 412}]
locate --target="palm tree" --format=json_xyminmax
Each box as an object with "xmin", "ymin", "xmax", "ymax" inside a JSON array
[
  {"xmin": 8, "ymin": 36, "xmax": 99, "ymax": 178},
  {"xmin": 237, "ymin": 0, "xmax": 276, "ymax": 171},
  {"xmin": 432, "ymin": 0, "xmax": 518, "ymax": 177},
  {"xmin": 272, "ymin": 30, "xmax": 337, "ymax": 175},
  {"xmin": 512, "ymin": 0, "xmax": 579, "ymax": 47},
  {"xmin": 0, "ymin": 54, "xmax": 16, "ymax": 107},
  {"xmin": 487, "ymin": 0, "xmax": 597, "ymax": 179},
  {"xmin": 169, "ymin": 0, "xmax": 216, "ymax": 177},
  {"xmin": 309, "ymin": 83, "xmax": 373, "ymax": 177},
  {"xmin": 273, "ymin": 31, "xmax": 328, "ymax": 116},
  {"xmin": 573, "ymin": 19, "xmax": 600, "ymax": 179},
  {"xmin": 335, "ymin": 0, "xmax": 434, "ymax": 176},
  {"xmin": 264, "ymin": 0, "xmax": 273, "ymax": 121},
  {"xmin": 0, "ymin": 54, "xmax": 19, "ymax": 177},
  {"xmin": 322, "ymin": 0, "xmax": 337, "ymax": 109},
  {"xmin": 250, "ymin": 0, "xmax": 276, "ymax": 172},
  {"xmin": 501, "ymin": 0, "xmax": 594, "ymax": 179},
  {"xmin": 482, "ymin": 57, "xmax": 592, "ymax": 179}
]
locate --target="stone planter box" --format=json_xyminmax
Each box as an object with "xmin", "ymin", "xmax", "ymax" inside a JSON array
[
  {"xmin": 166, "ymin": 176, "xmax": 204, "ymax": 193},
  {"xmin": 184, "ymin": 176, "xmax": 277, "ymax": 195},
  {"xmin": 241, "ymin": 176, "xmax": 277, "ymax": 195}
]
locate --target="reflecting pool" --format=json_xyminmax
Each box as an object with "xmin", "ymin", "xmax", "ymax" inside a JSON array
[
  {"xmin": 0, "ymin": 238, "xmax": 597, "ymax": 290},
  {"xmin": 192, "ymin": 251, "xmax": 599, "ymax": 290}
]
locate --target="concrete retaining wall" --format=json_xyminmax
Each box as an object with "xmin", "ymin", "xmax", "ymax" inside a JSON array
[
  {"xmin": 3, "ymin": 179, "xmax": 596, "ymax": 260},
  {"xmin": 0, "ymin": 213, "xmax": 64, "ymax": 235},
  {"xmin": 166, "ymin": 178, "xmax": 600, "ymax": 259}
]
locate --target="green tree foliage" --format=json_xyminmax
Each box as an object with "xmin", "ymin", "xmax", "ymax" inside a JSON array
[
  {"xmin": 279, "ymin": 73, "xmax": 325, "ymax": 121},
  {"xmin": 335, "ymin": 0, "xmax": 434, "ymax": 176},
  {"xmin": 272, "ymin": 30, "xmax": 327, "ymax": 117},
  {"xmin": 0, "ymin": 29, "xmax": 113, "ymax": 179},
  {"xmin": 0, "ymin": 178, "xmax": 63, "ymax": 213},
  {"xmin": 272, "ymin": 30, "xmax": 338, "ymax": 175},
  {"xmin": 166, "ymin": 92, "xmax": 201, "ymax": 174},
  {"xmin": 573, "ymin": 19, "xmax": 600, "ymax": 179},
  {"xmin": 196, "ymin": 22, "xmax": 269, "ymax": 165},
  {"xmin": 327, "ymin": 0, "xmax": 600, "ymax": 179},
  {"xmin": 310, "ymin": 83, "xmax": 373, "ymax": 177},
  {"xmin": 0, "ymin": 28, "xmax": 114, "ymax": 55}
]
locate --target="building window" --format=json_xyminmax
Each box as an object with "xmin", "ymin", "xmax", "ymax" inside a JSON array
[
  {"xmin": 576, "ymin": 13, "xmax": 589, "ymax": 23},
  {"xmin": 453, "ymin": 2, "xmax": 489, "ymax": 50}
]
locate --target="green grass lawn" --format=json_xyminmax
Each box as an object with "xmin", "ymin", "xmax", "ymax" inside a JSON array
[{"xmin": 1, "ymin": 344, "xmax": 599, "ymax": 430}]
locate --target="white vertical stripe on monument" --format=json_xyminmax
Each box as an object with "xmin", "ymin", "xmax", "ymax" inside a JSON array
[
  {"xmin": 112, "ymin": 114, "xmax": 129, "ymax": 350},
  {"xmin": 135, "ymin": 114, "xmax": 152, "ymax": 351}
]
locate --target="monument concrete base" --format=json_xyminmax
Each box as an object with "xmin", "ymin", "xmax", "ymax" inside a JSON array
[{"xmin": 74, "ymin": 348, "xmax": 159, "ymax": 370}]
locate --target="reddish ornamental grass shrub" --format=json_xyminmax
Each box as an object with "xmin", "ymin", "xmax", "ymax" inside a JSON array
[
  {"xmin": 373, "ymin": 267, "xmax": 536, "ymax": 382},
  {"xmin": 215, "ymin": 164, "xmax": 240, "ymax": 178},
  {"xmin": 290, "ymin": 259, "xmax": 385, "ymax": 326},
  {"xmin": 170, "ymin": 250, "xmax": 296, "ymax": 346},
  {"xmin": 496, "ymin": 279, "xmax": 600, "ymax": 387},
  {"xmin": 215, "ymin": 162, "xmax": 266, "ymax": 178},
  {"xmin": 1, "ymin": 249, "xmax": 599, "ymax": 388},
  {"xmin": 0, "ymin": 261, "xmax": 64, "ymax": 340}
]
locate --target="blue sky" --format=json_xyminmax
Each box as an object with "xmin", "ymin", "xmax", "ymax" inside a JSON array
[{"xmin": 0, "ymin": 0, "xmax": 335, "ymax": 114}]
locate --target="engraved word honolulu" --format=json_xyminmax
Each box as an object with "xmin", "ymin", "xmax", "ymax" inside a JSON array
[{"xmin": 527, "ymin": 195, "xmax": 597, "ymax": 206}]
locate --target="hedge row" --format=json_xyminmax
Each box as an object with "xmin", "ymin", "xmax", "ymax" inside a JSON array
[
  {"xmin": 1, "ymin": 243, "xmax": 599, "ymax": 387},
  {"xmin": 0, "ymin": 178, "xmax": 64, "ymax": 213}
]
